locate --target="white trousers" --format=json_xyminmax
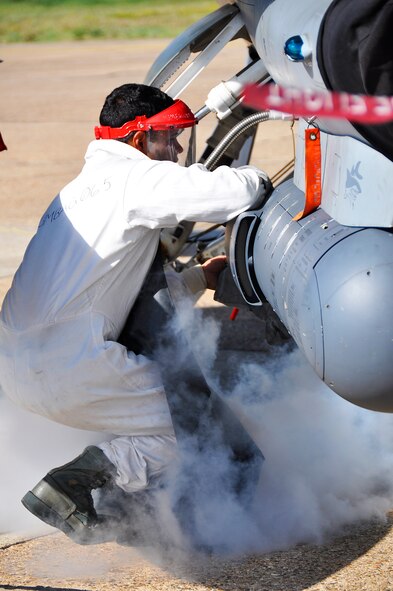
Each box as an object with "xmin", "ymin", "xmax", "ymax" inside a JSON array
[
  {"xmin": 0, "ymin": 315, "xmax": 177, "ymax": 493},
  {"xmin": 98, "ymin": 434, "xmax": 177, "ymax": 493}
]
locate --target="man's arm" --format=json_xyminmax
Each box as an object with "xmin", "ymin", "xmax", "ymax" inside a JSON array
[{"xmin": 125, "ymin": 160, "xmax": 270, "ymax": 230}]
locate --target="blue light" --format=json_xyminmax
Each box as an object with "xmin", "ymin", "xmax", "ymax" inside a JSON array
[{"xmin": 284, "ymin": 35, "xmax": 306, "ymax": 62}]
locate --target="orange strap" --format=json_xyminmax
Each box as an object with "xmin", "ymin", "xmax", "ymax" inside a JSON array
[{"xmin": 293, "ymin": 127, "xmax": 321, "ymax": 221}]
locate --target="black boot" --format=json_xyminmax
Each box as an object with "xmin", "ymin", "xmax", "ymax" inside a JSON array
[{"xmin": 22, "ymin": 446, "xmax": 118, "ymax": 544}]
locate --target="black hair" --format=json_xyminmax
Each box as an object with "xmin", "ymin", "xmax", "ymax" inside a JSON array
[{"xmin": 99, "ymin": 83, "xmax": 174, "ymax": 128}]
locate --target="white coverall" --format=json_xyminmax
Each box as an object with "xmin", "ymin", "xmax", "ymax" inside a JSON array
[{"xmin": 0, "ymin": 139, "xmax": 261, "ymax": 492}]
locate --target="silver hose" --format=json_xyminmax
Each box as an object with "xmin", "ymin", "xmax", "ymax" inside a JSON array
[{"xmin": 204, "ymin": 110, "xmax": 271, "ymax": 170}]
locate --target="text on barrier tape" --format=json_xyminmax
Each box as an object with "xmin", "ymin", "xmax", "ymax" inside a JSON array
[{"xmin": 244, "ymin": 84, "xmax": 393, "ymax": 124}]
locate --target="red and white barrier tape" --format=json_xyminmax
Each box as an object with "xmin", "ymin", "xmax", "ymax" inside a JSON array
[{"xmin": 244, "ymin": 83, "xmax": 393, "ymax": 124}]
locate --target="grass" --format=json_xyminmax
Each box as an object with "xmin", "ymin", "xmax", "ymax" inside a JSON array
[{"xmin": 0, "ymin": 0, "xmax": 218, "ymax": 43}]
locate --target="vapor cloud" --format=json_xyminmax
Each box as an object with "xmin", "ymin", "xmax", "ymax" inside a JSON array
[
  {"xmin": 0, "ymin": 394, "xmax": 105, "ymax": 534},
  {"xmin": 148, "ymin": 299, "xmax": 393, "ymax": 555},
  {"xmin": 2, "ymin": 297, "xmax": 393, "ymax": 559}
]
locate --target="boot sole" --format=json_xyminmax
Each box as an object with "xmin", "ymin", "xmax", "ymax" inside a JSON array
[
  {"xmin": 22, "ymin": 479, "xmax": 117, "ymax": 545},
  {"xmin": 22, "ymin": 479, "xmax": 100, "ymax": 544},
  {"xmin": 22, "ymin": 489, "xmax": 75, "ymax": 537}
]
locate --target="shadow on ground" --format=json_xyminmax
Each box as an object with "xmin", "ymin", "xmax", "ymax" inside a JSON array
[{"xmin": 159, "ymin": 517, "xmax": 393, "ymax": 591}]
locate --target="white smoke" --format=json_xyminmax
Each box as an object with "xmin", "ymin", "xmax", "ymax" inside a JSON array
[
  {"xmin": 147, "ymin": 298, "xmax": 393, "ymax": 556},
  {"xmin": 2, "ymin": 293, "xmax": 393, "ymax": 559},
  {"xmin": 0, "ymin": 393, "xmax": 105, "ymax": 534},
  {"xmin": 223, "ymin": 347, "xmax": 393, "ymax": 552}
]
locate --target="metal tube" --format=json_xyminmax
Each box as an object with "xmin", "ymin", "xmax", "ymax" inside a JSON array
[{"xmin": 204, "ymin": 110, "xmax": 271, "ymax": 170}]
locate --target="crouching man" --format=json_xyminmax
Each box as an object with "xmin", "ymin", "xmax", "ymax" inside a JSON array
[{"xmin": 0, "ymin": 83, "xmax": 269, "ymax": 544}]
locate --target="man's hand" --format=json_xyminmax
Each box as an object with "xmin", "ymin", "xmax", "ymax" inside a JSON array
[{"xmin": 201, "ymin": 255, "xmax": 227, "ymax": 290}]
